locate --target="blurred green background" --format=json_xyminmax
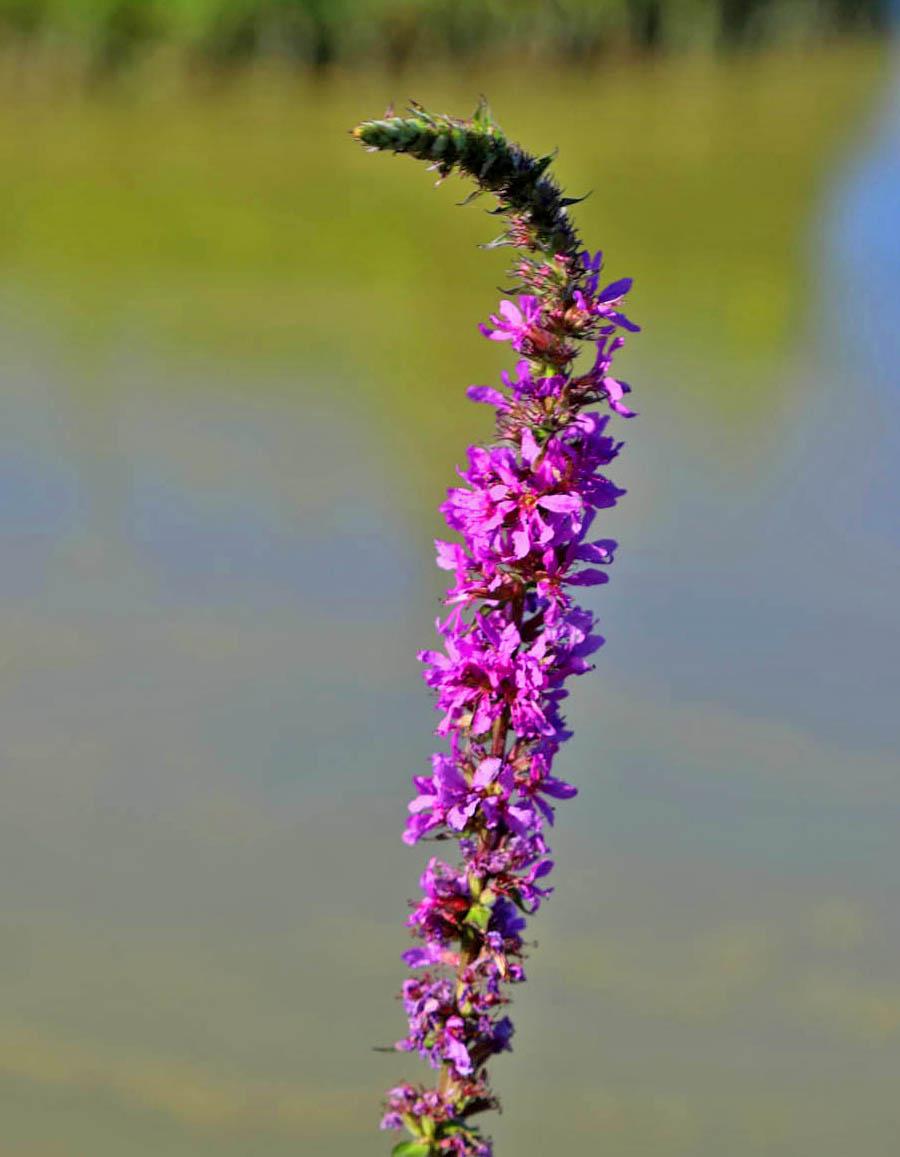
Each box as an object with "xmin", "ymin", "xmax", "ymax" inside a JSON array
[
  {"xmin": 0, "ymin": 0, "xmax": 891, "ymax": 73},
  {"xmin": 1, "ymin": 5, "xmax": 900, "ymax": 1156}
]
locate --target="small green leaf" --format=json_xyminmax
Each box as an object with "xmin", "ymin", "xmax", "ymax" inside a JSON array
[
  {"xmin": 392, "ymin": 1142, "xmax": 431, "ymax": 1157},
  {"xmin": 464, "ymin": 903, "xmax": 491, "ymax": 932},
  {"xmin": 472, "ymin": 95, "xmax": 492, "ymax": 127}
]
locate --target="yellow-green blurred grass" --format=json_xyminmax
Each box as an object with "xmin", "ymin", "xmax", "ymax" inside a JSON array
[{"xmin": 0, "ymin": 42, "xmax": 887, "ymax": 476}]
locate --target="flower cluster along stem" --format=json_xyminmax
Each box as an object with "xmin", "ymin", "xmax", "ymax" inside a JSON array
[{"xmin": 352, "ymin": 100, "xmax": 640, "ymax": 1157}]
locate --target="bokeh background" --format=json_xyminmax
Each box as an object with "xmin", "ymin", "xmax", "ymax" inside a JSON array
[{"xmin": 2, "ymin": 3, "xmax": 899, "ymax": 1155}]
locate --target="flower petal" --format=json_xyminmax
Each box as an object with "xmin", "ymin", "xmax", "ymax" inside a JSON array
[{"xmin": 538, "ymin": 493, "xmax": 581, "ymax": 514}]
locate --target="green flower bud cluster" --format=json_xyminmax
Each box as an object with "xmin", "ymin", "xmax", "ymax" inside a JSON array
[{"xmin": 352, "ymin": 99, "xmax": 582, "ymax": 257}]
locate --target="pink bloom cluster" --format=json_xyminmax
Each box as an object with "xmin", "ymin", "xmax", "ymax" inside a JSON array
[{"xmin": 381, "ymin": 246, "xmax": 638, "ymax": 1155}]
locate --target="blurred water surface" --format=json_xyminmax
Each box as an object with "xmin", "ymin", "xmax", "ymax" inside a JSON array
[{"xmin": 1, "ymin": 43, "xmax": 899, "ymax": 1156}]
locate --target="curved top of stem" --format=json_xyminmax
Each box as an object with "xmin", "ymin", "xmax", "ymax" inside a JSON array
[{"xmin": 352, "ymin": 98, "xmax": 584, "ymax": 259}]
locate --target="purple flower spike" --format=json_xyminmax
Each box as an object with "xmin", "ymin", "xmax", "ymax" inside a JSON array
[{"xmin": 356, "ymin": 100, "xmax": 641, "ymax": 1157}]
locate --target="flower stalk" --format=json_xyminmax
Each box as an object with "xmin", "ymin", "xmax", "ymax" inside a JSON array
[{"xmin": 353, "ymin": 100, "xmax": 639, "ymax": 1157}]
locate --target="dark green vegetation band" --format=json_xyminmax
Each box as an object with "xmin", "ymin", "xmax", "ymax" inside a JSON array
[{"xmin": 0, "ymin": 0, "xmax": 889, "ymax": 75}]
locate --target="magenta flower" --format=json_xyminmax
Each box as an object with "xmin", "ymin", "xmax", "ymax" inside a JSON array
[
  {"xmin": 442, "ymin": 437, "xmax": 592, "ymax": 567},
  {"xmin": 586, "ymin": 335, "xmax": 637, "ymax": 416},
  {"xmin": 478, "ymin": 296, "xmax": 542, "ymax": 349},
  {"xmin": 516, "ymin": 753, "xmax": 578, "ymax": 825}
]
